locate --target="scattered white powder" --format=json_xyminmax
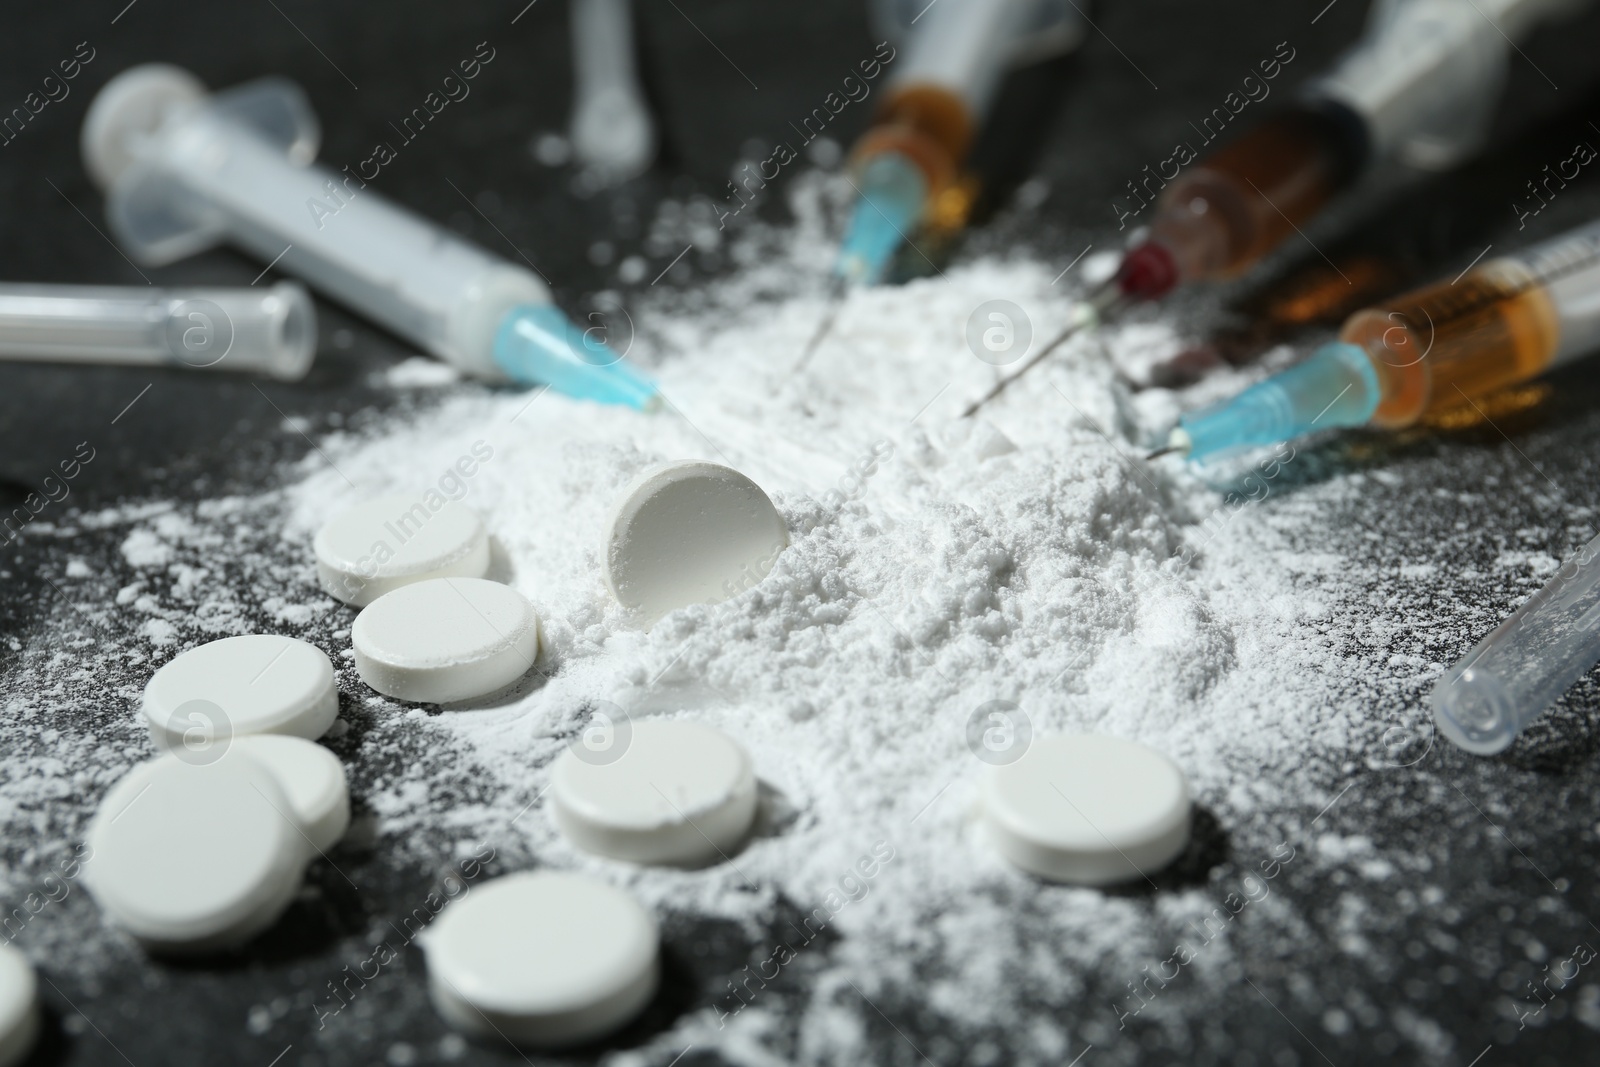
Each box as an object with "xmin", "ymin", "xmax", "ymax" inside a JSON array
[
  {"xmin": 4, "ymin": 175, "xmax": 1597, "ymax": 1065},
  {"xmin": 378, "ymin": 356, "xmax": 463, "ymax": 390}
]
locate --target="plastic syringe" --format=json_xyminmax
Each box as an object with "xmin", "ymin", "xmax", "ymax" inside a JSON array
[
  {"xmin": 963, "ymin": 0, "xmax": 1588, "ymax": 416},
  {"xmin": 834, "ymin": 0, "xmax": 1081, "ymax": 287},
  {"xmin": 1152, "ymin": 215, "xmax": 1600, "ymax": 462},
  {"xmin": 81, "ymin": 64, "xmax": 657, "ymax": 409},
  {"xmin": 0, "ymin": 281, "xmax": 314, "ymax": 379},
  {"xmin": 1113, "ymin": 0, "xmax": 1586, "ymax": 305},
  {"xmin": 1432, "ymin": 527, "xmax": 1600, "ymax": 754}
]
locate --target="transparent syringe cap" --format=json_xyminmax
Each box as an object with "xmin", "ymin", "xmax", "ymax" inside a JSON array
[
  {"xmin": 1431, "ymin": 665, "xmax": 1520, "ymax": 756},
  {"xmin": 1429, "ymin": 521, "xmax": 1600, "ymax": 757},
  {"xmin": 162, "ymin": 282, "xmax": 318, "ymax": 380}
]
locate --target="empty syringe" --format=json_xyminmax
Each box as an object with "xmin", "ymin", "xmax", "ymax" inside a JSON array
[
  {"xmin": 1152, "ymin": 215, "xmax": 1600, "ymax": 461},
  {"xmin": 834, "ymin": 0, "xmax": 1081, "ymax": 287},
  {"xmin": 81, "ymin": 64, "xmax": 657, "ymax": 409},
  {"xmin": 965, "ymin": 0, "xmax": 1589, "ymax": 416}
]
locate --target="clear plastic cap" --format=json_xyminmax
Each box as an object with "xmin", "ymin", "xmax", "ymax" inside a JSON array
[
  {"xmin": 0, "ymin": 281, "xmax": 316, "ymax": 380},
  {"xmin": 1433, "ymin": 527, "xmax": 1600, "ymax": 755}
]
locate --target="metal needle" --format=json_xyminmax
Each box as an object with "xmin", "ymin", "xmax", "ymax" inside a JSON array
[
  {"xmin": 960, "ymin": 284, "xmax": 1126, "ymax": 419},
  {"xmin": 791, "ymin": 276, "xmax": 849, "ymax": 378}
]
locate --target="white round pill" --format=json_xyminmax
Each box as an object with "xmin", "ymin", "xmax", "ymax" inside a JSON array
[
  {"xmin": 0, "ymin": 943, "xmax": 38, "ymax": 1067},
  {"xmin": 424, "ymin": 871, "xmax": 658, "ymax": 1047},
  {"xmin": 352, "ymin": 578, "xmax": 540, "ymax": 704},
  {"xmin": 229, "ymin": 735, "xmax": 350, "ymax": 853},
  {"xmin": 315, "ymin": 493, "xmax": 491, "ymax": 607},
  {"xmin": 552, "ymin": 719, "xmax": 757, "ymax": 865},
  {"xmin": 603, "ymin": 461, "xmax": 788, "ymax": 626},
  {"xmin": 981, "ymin": 734, "xmax": 1190, "ymax": 885},
  {"xmin": 85, "ymin": 754, "xmax": 309, "ymax": 952},
  {"xmin": 142, "ymin": 634, "xmax": 338, "ymax": 751}
]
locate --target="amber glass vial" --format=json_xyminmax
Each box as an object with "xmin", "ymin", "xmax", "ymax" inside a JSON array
[{"xmin": 1339, "ymin": 260, "xmax": 1561, "ymax": 429}]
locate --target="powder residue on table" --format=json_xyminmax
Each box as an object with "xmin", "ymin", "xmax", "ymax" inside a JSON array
[{"xmin": 3, "ymin": 176, "xmax": 1596, "ymax": 1066}]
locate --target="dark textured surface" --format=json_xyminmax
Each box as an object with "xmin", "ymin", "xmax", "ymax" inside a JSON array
[{"xmin": 7, "ymin": 1, "xmax": 1600, "ymax": 1065}]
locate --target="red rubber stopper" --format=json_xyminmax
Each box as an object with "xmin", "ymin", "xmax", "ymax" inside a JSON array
[{"xmin": 1116, "ymin": 241, "xmax": 1180, "ymax": 301}]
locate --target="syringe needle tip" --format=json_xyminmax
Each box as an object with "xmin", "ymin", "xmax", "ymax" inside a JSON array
[{"xmin": 791, "ymin": 277, "xmax": 849, "ymax": 378}]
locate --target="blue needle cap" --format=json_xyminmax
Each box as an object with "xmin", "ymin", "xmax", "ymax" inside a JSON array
[{"xmin": 493, "ymin": 304, "xmax": 659, "ymax": 410}]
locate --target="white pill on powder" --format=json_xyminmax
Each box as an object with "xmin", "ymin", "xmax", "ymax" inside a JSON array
[
  {"xmin": 229, "ymin": 735, "xmax": 351, "ymax": 853},
  {"xmin": 603, "ymin": 461, "xmax": 788, "ymax": 626},
  {"xmin": 315, "ymin": 493, "xmax": 490, "ymax": 607},
  {"xmin": 142, "ymin": 634, "xmax": 338, "ymax": 750},
  {"xmin": 423, "ymin": 871, "xmax": 658, "ymax": 1047},
  {"xmin": 981, "ymin": 733, "xmax": 1190, "ymax": 885},
  {"xmin": 0, "ymin": 942, "xmax": 38, "ymax": 1067},
  {"xmin": 352, "ymin": 577, "xmax": 540, "ymax": 703},
  {"xmin": 552, "ymin": 719, "xmax": 757, "ymax": 865},
  {"xmin": 85, "ymin": 752, "xmax": 311, "ymax": 952}
]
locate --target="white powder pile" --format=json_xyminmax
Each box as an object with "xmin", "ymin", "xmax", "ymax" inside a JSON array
[{"xmin": 4, "ymin": 175, "xmax": 1595, "ymax": 1065}]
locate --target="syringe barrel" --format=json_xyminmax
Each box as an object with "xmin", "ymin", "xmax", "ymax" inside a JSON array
[
  {"xmin": 90, "ymin": 70, "xmax": 547, "ymax": 380},
  {"xmin": 1504, "ymin": 218, "xmax": 1600, "ymax": 366},
  {"xmin": 1334, "ymin": 214, "xmax": 1600, "ymax": 427},
  {"xmin": 1310, "ymin": 0, "xmax": 1582, "ymax": 169},
  {"xmin": 1433, "ymin": 528, "xmax": 1600, "ymax": 754},
  {"xmin": 0, "ymin": 281, "xmax": 314, "ymax": 379},
  {"xmin": 860, "ymin": 0, "xmax": 1044, "ymax": 191},
  {"xmin": 886, "ymin": 0, "xmax": 1040, "ymax": 120}
]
